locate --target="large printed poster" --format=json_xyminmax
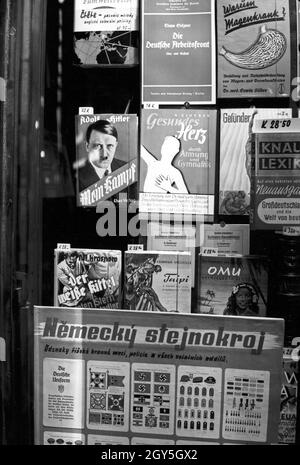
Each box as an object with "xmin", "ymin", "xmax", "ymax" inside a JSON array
[
  {"xmin": 142, "ymin": 0, "xmax": 216, "ymax": 104},
  {"xmin": 217, "ymin": 0, "xmax": 291, "ymax": 99},
  {"xmin": 34, "ymin": 307, "xmax": 284, "ymax": 445}
]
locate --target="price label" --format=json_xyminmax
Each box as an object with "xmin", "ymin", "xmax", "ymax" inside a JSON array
[
  {"xmin": 128, "ymin": 244, "xmax": 144, "ymax": 251},
  {"xmin": 79, "ymin": 107, "xmax": 94, "ymax": 115},
  {"xmin": 254, "ymin": 118, "xmax": 300, "ymax": 133},
  {"xmin": 200, "ymin": 247, "xmax": 218, "ymax": 256},
  {"xmin": 57, "ymin": 243, "xmax": 71, "ymax": 251},
  {"xmin": 283, "ymin": 226, "xmax": 300, "ymax": 237},
  {"xmin": 143, "ymin": 102, "xmax": 159, "ymax": 110}
]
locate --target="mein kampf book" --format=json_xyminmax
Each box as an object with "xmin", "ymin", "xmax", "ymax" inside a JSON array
[
  {"xmin": 219, "ymin": 108, "xmax": 292, "ymax": 215},
  {"xmin": 54, "ymin": 248, "xmax": 122, "ymax": 309},
  {"xmin": 75, "ymin": 113, "xmax": 138, "ymax": 207},
  {"xmin": 139, "ymin": 108, "xmax": 217, "ymax": 219},
  {"xmin": 251, "ymin": 118, "xmax": 300, "ymax": 231},
  {"xmin": 217, "ymin": 0, "xmax": 291, "ymax": 99},
  {"xmin": 73, "ymin": 0, "xmax": 139, "ymax": 66},
  {"xmin": 142, "ymin": 0, "xmax": 216, "ymax": 104},
  {"xmin": 124, "ymin": 251, "xmax": 192, "ymax": 313},
  {"xmin": 197, "ymin": 255, "xmax": 269, "ymax": 316}
]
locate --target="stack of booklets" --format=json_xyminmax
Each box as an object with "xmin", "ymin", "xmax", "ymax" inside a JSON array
[
  {"xmin": 197, "ymin": 255, "xmax": 269, "ymax": 317},
  {"xmin": 124, "ymin": 251, "xmax": 192, "ymax": 313},
  {"xmin": 54, "ymin": 248, "xmax": 122, "ymax": 309}
]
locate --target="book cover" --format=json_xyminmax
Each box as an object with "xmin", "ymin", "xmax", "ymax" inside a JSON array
[
  {"xmin": 278, "ymin": 347, "xmax": 299, "ymax": 444},
  {"xmin": 217, "ymin": 0, "xmax": 291, "ymax": 99},
  {"xmin": 124, "ymin": 251, "xmax": 192, "ymax": 313},
  {"xmin": 146, "ymin": 221, "xmax": 196, "ymax": 287},
  {"xmin": 197, "ymin": 255, "xmax": 269, "ymax": 316},
  {"xmin": 139, "ymin": 109, "xmax": 217, "ymax": 219},
  {"xmin": 219, "ymin": 108, "xmax": 292, "ymax": 215},
  {"xmin": 73, "ymin": 0, "xmax": 139, "ymax": 66},
  {"xmin": 54, "ymin": 248, "xmax": 122, "ymax": 309},
  {"xmin": 75, "ymin": 113, "xmax": 138, "ymax": 207},
  {"xmin": 251, "ymin": 118, "xmax": 300, "ymax": 230},
  {"xmin": 202, "ymin": 223, "xmax": 250, "ymax": 256},
  {"xmin": 141, "ymin": 0, "xmax": 216, "ymax": 104}
]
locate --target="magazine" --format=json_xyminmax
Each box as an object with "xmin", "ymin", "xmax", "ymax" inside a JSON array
[
  {"xmin": 217, "ymin": 0, "xmax": 291, "ymax": 98},
  {"xmin": 124, "ymin": 251, "xmax": 192, "ymax": 313},
  {"xmin": 219, "ymin": 108, "xmax": 292, "ymax": 215},
  {"xmin": 197, "ymin": 255, "xmax": 269, "ymax": 316},
  {"xmin": 54, "ymin": 248, "xmax": 122, "ymax": 309},
  {"xmin": 278, "ymin": 346, "xmax": 299, "ymax": 444},
  {"xmin": 139, "ymin": 108, "xmax": 217, "ymax": 219},
  {"xmin": 75, "ymin": 113, "xmax": 138, "ymax": 207},
  {"xmin": 73, "ymin": 0, "xmax": 139, "ymax": 66}
]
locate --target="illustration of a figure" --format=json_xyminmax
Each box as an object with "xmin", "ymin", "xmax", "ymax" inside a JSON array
[
  {"xmin": 141, "ymin": 136, "xmax": 188, "ymax": 194},
  {"xmin": 125, "ymin": 258, "xmax": 168, "ymax": 312},
  {"xmin": 57, "ymin": 251, "xmax": 117, "ymax": 307},
  {"xmin": 223, "ymin": 283, "xmax": 260, "ymax": 316},
  {"xmin": 57, "ymin": 251, "xmax": 90, "ymax": 306}
]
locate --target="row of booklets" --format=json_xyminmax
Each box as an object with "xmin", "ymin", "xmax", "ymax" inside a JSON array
[
  {"xmin": 54, "ymin": 244, "xmax": 268, "ymax": 318},
  {"xmin": 73, "ymin": 0, "xmax": 298, "ymax": 102},
  {"xmin": 76, "ymin": 108, "xmax": 300, "ymax": 233}
]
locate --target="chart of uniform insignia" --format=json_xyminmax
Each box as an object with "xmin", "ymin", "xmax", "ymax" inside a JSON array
[
  {"xmin": 176, "ymin": 366, "xmax": 222, "ymax": 439},
  {"xmin": 222, "ymin": 369, "xmax": 270, "ymax": 442},
  {"xmin": 131, "ymin": 364, "xmax": 176, "ymax": 435},
  {"xmin": 87, "ymin": 361, "xmax": 130, "ymax": 432}
]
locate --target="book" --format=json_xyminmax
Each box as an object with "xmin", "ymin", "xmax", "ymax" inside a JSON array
[
  {"xmin": 251, "ymin": 118, "xmax": 300, "ymax": 231},
  {"xmin": 197, "ymin": 255, "xmax": 269, "ymax": 316},
  {"xmin": 141, "ymin": 0, "xmax": 216, "ymax": 104},
  {"xmin": 139, "ymin": 108, "xmax": 217, "ymax": 219},
  {"xmin": 278, "ymin": 346, "xmax": 299, "ymax": 444},
  {"xmin": 75, "ymin": 113, "xmax": 138, "ymax": 207},
  {"xmin": 124, "ymin": 251, "xmax": 192, "ymax": 313},
  {"xmin": 54, "ymin": 248, "xmax": 122, "ymax": 309},
  {"xmin": 73, "ymin": 0, "xmax": 139, "ymax": 66},
  {"xmin": 202, "ymin": 224, "xmax": 250, "ymax": 256},
  {"xmin": 146, "ymin": 221, "xmax": 196, "ymax": 287},
  {"xmin": 219, "ymin": 108, "xmax": 292, "ymax": 215},
  {"xmin": 217, "ymin": 0, "xmax": 291, "ymax": 99}
]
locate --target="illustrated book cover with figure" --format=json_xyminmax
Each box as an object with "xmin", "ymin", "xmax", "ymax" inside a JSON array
[
  {"xmin": 217, "ymin": 0, "xmax": 291, "ymax": 99},
  {"xmin": 139, "ymin": 109, "xmax": 217, "ymax": 219},
  {"xmin": 278, "ymin": 346, "xmax": 299, "ymax": 444},
  {"xmin": 197, "ymin": 255, "xmax": 269, "ymax": 316},
  {"xmin": 141, "ymin": 0, "xmax": 216, "ymax": 104},
  {"xmin": 75, "ymin": 113, "xmax": 138, "ymax": 207},
  {"xmin": 251, "ymin": 118, "xmax": 300, "ymax": 231},
  {"xmin": 54, "ymin": 248, "xmax": 122, "ymax": 309},
  {"xmin": 73, "ymin": 0, "xmax": 139, "ymax": 66},
  {"xmin": 219, "ymin": 108, "xmax": 292, "ymax": 216},
  {"xmin": 124, "ymin": 251, "xmax": 192, "ymax": 313}
]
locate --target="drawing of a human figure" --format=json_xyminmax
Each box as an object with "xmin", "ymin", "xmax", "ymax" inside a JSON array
[
  {"xmin": 141, "ymin": 136, "xmax": 188, "ymax": 194},
  {"xmin": 125, "ymin": 258, "xmax": 168, "ymax": 312}
]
